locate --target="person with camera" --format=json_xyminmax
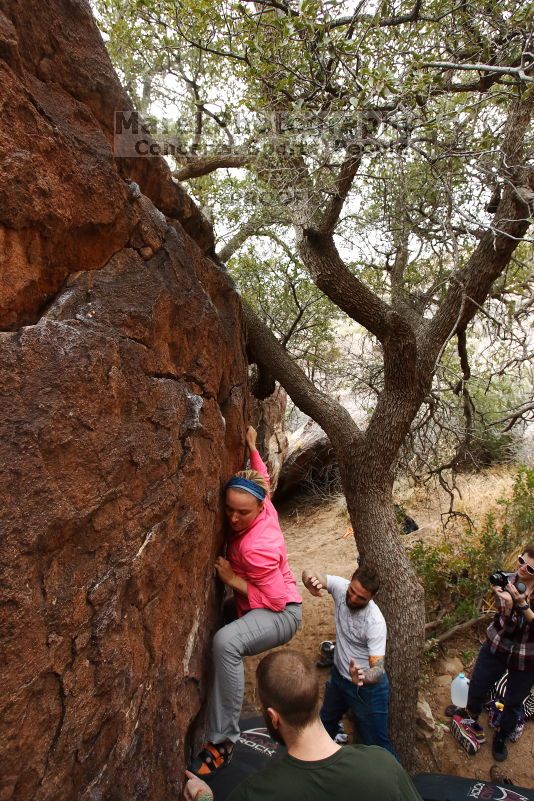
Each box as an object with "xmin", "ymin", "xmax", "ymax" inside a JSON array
[{"xmin": 451, "ymin": 544, "xmax": 534, "ymax": 762}]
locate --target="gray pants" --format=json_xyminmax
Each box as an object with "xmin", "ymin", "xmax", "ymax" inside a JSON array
[{"xmin": 208, "ymin": 603, "xmax": 302, "ymax": 743}]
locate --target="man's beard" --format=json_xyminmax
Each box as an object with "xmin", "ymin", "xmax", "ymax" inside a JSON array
[
  {"xmin": 345, "ymin": 592, "xmax": 369, "ymax": 610},
  {"xmin": 262, "ymin": 708, "xmax": 286, "ymax": 745}
]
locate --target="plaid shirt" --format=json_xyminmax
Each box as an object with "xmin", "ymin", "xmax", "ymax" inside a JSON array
[{"xmin": 486, "ymin": 577, "xmax": 534, "ymax": 672}]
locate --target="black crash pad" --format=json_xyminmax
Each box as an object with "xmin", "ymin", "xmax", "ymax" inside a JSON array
[
  {"xmin": 413, "ymin": 773, "xmax": 534, "ymax": 801},
  {"xmin": 202, "ymin": 717, "xmax": 285, "ymax": 800},
  {"xmin": 200, "ymin": 724, "xmax": 534, "ymax": 801}
]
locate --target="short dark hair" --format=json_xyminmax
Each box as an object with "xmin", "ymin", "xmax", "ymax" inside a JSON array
[
  {"xmin": 523, "ymin": 544, "xmax": 534, "ymax": 559},
  {"xmin": 351, "ymin": 564, "xmax": 380, "ymax": 594},
  {"xmin": 256, "ymin": 650, "xmax": 319, "ymax": 730}
]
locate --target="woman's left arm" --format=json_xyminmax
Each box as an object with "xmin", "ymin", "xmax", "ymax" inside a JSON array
[
  {"xmin": 214, "ymin": 552, "xmax": 286, "ymax": 608},
  {"xmin": 246, "ymin": 427, "xmax": 271, "ymax": 485}
]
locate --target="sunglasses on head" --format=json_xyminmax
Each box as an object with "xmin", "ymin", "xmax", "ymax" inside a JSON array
[{"xmin": 518, "ymin": 555, "xmax": 534, "ymax": 575}]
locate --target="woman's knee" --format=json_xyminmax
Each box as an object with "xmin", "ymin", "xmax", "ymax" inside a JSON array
[
  {"xmin": 213, "ymin": 626, "xmax": 241, "ymax": 659},
  {"xmin": 278, "ymin": 609, "xmax": 301, "ymax": 644}
]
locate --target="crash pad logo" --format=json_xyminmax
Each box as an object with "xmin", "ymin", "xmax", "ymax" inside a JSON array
[
  {"xmin": 238, "ymin": 727, "xmax": 280, "ymax": 759},
  {"xmin": 468, "ymin": 782, "xmax": 530, "ymax": 801}
]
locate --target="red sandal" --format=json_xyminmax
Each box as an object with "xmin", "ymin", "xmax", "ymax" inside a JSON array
[{"xmin": 190, "ymin": 741, "xmax": 234, "ymax": 776}]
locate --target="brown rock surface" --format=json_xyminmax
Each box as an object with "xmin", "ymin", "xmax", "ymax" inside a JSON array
[
  {"xmin": 0, "ymin": 0, "xmax": 214, "ymax": 330},
  {"xmin": 0, "ymin": 2, "xmax": 247, "ymax": 800}
]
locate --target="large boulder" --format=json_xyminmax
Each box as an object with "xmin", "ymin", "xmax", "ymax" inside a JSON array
[
  {"xmin": 275, "ymin": 420, "xmax": 334, "ymax": 500},
  {"xmin": 0, "ymin": 2, "xmax": 247, "ymax": 800}
]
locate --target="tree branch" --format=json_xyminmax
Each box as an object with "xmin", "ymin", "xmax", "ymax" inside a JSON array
[
  {"xmin": 315, "ymin": 116, "xmax": 381, "ymax": 234},
  {"xmin": 424, "ymin": 614, "xmax": 489, "ymax": 650},
  {"xmin": 216, "ymin": 211, "xmax": 290, "ymax": 263},
  {"xmin": 253, "ymin": 0, "xmax": 423, "ymax": 29},
  {"xmin": 421, "ymin": 89, "xmax": 534, "ymax": 366},
  {"xmin": 488, "ymin": 401, "xmax": 534, "ymax": 432},
  {"xmin": 422, "ymin": 61, "xmax": 534, "ymax": 83},
  {"xmin": 325, "ymin": 0, "xmax": 422, "ymax": 30},
  {"xmin": 297, "ymin": 230, "xmax": 411, "ymax": 346},
  {"xmin": 173, "ymin": 153, "xmax": 250, "ymax": 181},
  {"xmin": 243, "ymin": 302, "xmax": 360, "ymax": 445}
]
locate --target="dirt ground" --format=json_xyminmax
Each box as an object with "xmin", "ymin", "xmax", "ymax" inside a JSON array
[{"xmin": 242, "ymin": 466, "xmax": 534, "ymax": 789}]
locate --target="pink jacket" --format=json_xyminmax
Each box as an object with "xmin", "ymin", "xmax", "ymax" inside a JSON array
[{"xmin": 226, "ymin": 450, "xmax": 302, "ymax": 617}]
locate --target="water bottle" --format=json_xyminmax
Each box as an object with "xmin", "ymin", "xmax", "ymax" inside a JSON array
[{"xmin": 450, "ymin": 672, "xmax": 470, "ymax": 708}]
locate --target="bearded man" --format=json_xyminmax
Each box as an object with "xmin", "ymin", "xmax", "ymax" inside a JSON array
[{"xmin": 302, "ymin": 564, "xmax": 397, "ymax": 758}]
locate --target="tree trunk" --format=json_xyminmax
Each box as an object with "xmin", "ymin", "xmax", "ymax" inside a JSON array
[{"xmin": 336, "ymin": 448, "xmax": 425, "ymax": 766}]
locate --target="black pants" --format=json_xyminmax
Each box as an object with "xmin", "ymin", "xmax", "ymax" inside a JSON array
[{"xmin": 467, "ymin": 642, "xmax": 534, "ymax": 738}]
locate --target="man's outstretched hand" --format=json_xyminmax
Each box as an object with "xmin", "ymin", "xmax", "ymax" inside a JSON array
[
  {"xmin": 183, "ymin": 770, "xmax": 213, "ymax": 801},
  {"xmin": 302, "ymin": 570, "xmax": 326, "ymax": 597}
]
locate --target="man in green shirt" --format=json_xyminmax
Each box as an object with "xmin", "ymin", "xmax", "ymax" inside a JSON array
[{"xmin": 183, "ymin": 650, "xmax": 422, "ymax": 801}]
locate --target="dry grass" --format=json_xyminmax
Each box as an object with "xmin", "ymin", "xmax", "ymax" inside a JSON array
[{"xmin": 395, "ymin": 465, "xmax": 517, "ymax": 549}]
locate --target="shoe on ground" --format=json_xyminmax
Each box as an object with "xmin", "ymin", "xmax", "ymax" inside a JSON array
[
  {"xmin": 317, "ymin": 641, "xmax": 335, "ymax": 667},
  {"xmin": 450, "ymin": 715, "xmax": 483, "ymax": 755},
  {"xmin": 320, "ymin": 640, "xmax": 335, "ymax": 654},
  {"xmin": 189, "ymin": 741, "xmax": 234, "ymax": 776},
  {"xmin": 492, "ymin": 733, "xmax": 508, "ymax": 762},
  {"xmin": 467, "ymin": 719, "xmax": 485, "ymax": 744},
  {"xmin": 453, "ymin": 715, "xmax": 485, "ymax": 744}
]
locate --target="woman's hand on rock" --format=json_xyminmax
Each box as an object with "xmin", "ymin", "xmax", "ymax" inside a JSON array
[
  {"xmin": 214, "ymin": 556, "xmax": 235, "ymax": 586},
  {"xmin": 245, "ymin": 426, "xmax": 257, "ymax": 452}
]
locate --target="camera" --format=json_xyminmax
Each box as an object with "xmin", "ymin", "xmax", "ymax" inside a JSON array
[{"xmin": 489, "ymin": 570, "xmax": 526, "ymax": 594}]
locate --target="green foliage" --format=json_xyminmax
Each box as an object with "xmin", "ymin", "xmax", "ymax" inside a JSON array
[
  {"xmin": 401, "ymin": 324, "xmax": 531, "ymax": 478},
  {"xmin": 410, "ymin": 467, "xmax": 534, "ymax": 625},
  {"xmin": 230, "ymin": 243, "xmax": 343, "ymax": 383},
  {"xmin": 92, "ymin": 0, "xmax": 533, "ymax": 478},
  {"xmin": 459, "ymin": 648, "xmax": 477, "ymax": 666},
  {"xmin": 504, "ymin": 465, "xmax": 534, "ymax": 537},
  {"xmin": 466, "ymin": 428, "xmax": 517, "ymax": 468},
  {"xmin": 92, "ymin": 0, "xmax": 533, "ymax": 318}
]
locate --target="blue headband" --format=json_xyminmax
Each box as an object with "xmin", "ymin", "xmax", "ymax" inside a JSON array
[{"xmin": 226, "ymin": 476, "xmax": 266, "ymax": 501}]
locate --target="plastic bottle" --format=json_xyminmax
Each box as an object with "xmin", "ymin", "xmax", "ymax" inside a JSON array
[{"xmin": 450, "ymin": 672, "xmax": 470, "ymax": 707}]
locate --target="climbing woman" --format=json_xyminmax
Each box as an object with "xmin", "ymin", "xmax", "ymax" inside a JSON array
[{"xmin": 190, "ymin": 425, "xmax": 302, "ymax": 776}]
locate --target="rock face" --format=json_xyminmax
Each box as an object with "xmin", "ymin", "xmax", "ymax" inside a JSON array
[{"xmin": 0, "ymin": 3, "xmax": 247, "ymax": 800}]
